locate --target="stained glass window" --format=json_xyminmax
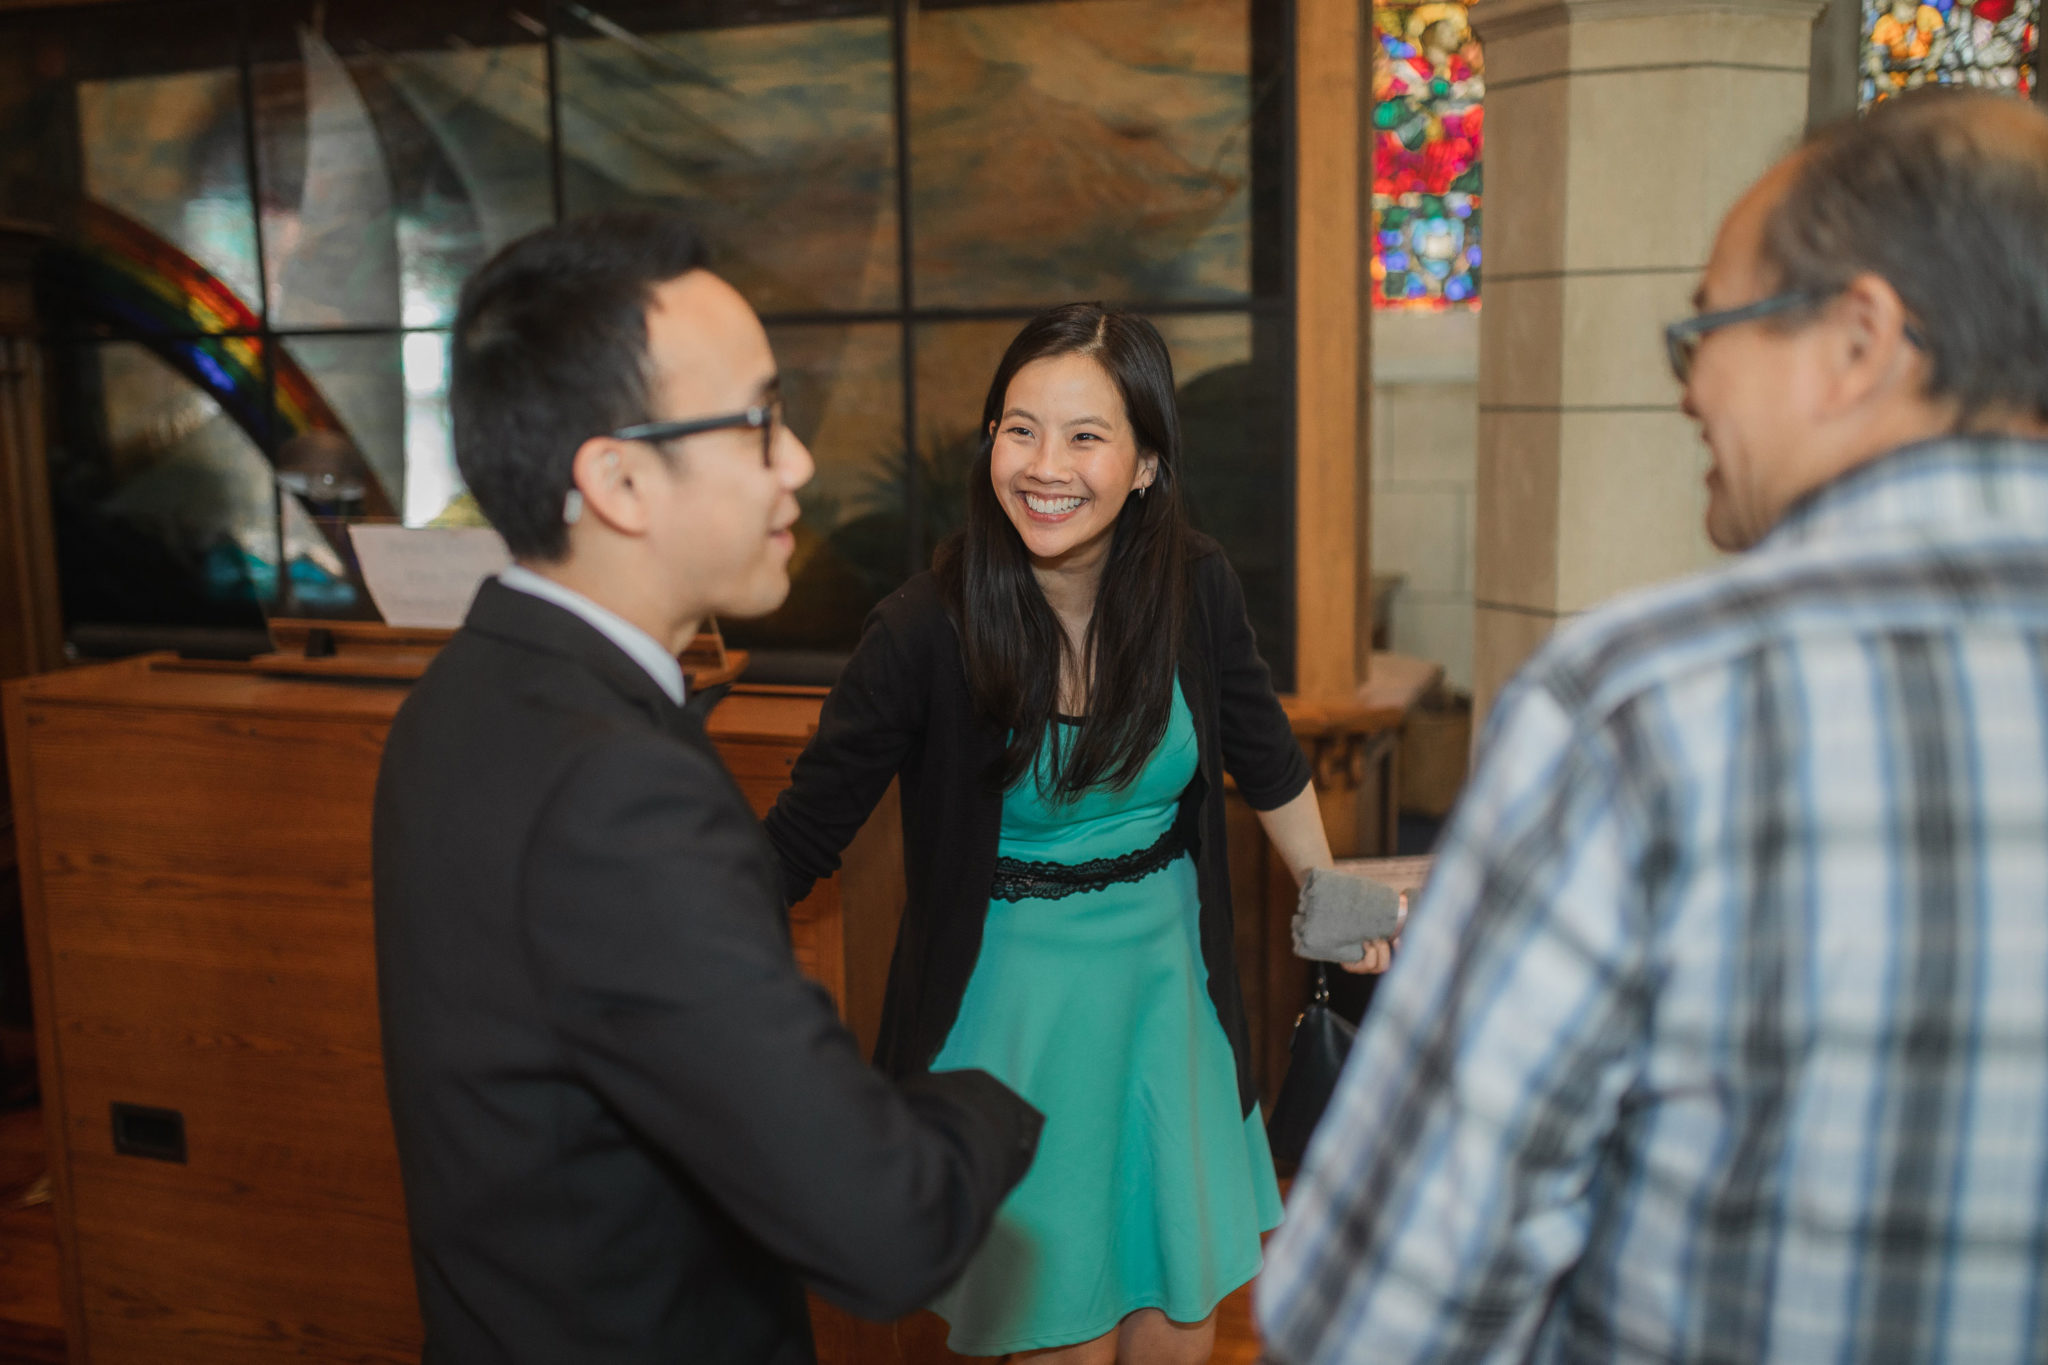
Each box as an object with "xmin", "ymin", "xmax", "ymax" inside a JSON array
[
  {"xmin": 554, "ymin": 4, "xmax": 898, "ymax": 315},
  {"xmin": 249, "ymin": 3, "xmax": 552, "ymax": 331},
  {"xmin": 50, "ymin": 340, "xmax": 279, "ymax": 629},
  {"xmin": 1371, "ymin": 0, "xmax": 1483, "ymax": 311},
  {"xmin": 1861, "ymin": 0, "xmax": 2039, "ymax": 104},
  {"xmin": 0, "ymin": 0, "xmax": 1296, "ymax": 683},
  {"xmin": 908, "ymin": 0, "xmax": 1251, "ymax": 308}
]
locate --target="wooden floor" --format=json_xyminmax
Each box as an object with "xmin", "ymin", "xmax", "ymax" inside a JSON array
[
  {"xmin": 0, "ymin": 1104, "xmax": 61, "ymax": 1365},
  {"xmin": 1214, "ymin": 1278, "xmax": 1263, "ymax": 1365},
  {"xmin": 826, "ymin": 1282, "xmax": 1262, "ymax": 1365},
  {"xmin": 0, "ymin": 1096, "xmax": 1262, "ymax": 1365}
]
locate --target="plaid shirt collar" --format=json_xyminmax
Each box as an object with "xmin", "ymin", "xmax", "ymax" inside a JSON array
[{"xmin": 1762, "ymin": 432, "xmax": 2048, "ymax": 553}]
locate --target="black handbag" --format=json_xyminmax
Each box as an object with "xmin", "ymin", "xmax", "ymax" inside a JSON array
[{"xmin": 1266, "ymin": 964, "xmax": 1357, "ymax": 1168}]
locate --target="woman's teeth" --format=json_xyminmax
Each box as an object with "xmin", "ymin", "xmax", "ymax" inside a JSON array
[{"xmin": 1023, "ymin": 493, "xmax": 1084, "ymax": 515}]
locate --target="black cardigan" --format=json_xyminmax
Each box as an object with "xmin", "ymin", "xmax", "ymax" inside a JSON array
[{"xmin": 763, "ymin": 540, "xmax": 1312, "ymax": 1117}]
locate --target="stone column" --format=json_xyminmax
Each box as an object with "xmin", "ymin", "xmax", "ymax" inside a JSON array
[{"xmin": 1471, "ymin": 0, "xmax": 1824, "ymax": 723}]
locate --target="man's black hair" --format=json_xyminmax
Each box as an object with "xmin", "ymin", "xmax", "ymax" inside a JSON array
[
  {"xmin": 1765, "ymin": 89, "xmax": 2048, "ymax": 425},
  {"xmin": 450, "ymin": 210, "xmax": 709, "ymax": 560}
]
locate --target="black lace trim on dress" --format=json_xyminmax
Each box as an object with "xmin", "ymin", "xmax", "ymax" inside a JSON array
[{"xmin": 989, "ymin": 821, "xmax": 1187, "ymax": 903}]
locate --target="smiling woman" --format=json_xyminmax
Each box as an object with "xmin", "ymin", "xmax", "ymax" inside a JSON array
[
  {"xmin": 763, "ymin": 302, "xmax": 1376, "ymax": 1365},
  {"xmin": 958, "ymin": 305, "xmax": 1184, "ymax": 797}
]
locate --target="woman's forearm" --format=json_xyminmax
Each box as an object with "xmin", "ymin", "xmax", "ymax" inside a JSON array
[{"xmin": 1254, "ymin": 783, "xmax": 1334, "ymax": 888}]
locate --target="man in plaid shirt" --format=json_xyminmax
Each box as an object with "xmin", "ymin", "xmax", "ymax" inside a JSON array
[{"xmin": 1259, "ymin": 90, "xmax": 2048, "ymax": 1363}]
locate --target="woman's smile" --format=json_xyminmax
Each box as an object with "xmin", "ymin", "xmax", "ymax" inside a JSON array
[{"xmin": 1020, "ymin": 491, "xmax": 1087, "ymax": 520}]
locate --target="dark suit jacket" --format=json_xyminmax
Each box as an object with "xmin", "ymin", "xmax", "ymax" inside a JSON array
[{"xmin": 374, "ymin": 580, "xmax": 1041, "ymax": 1365}]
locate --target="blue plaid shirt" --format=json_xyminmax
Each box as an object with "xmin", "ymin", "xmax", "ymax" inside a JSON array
[{"xmin": 1259, "ymin": 437, "xmax": 2048, "ymax": 1363}]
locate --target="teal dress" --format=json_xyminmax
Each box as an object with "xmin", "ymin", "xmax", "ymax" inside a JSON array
[{"xmin": 928, "ymin": 680, "xmax": 1284, "ymax": 1355}]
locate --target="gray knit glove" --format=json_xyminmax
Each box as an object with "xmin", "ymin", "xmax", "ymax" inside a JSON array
[{"xmin": 1292, "ymin": 866, "xmax": 1404, "ymax": 963}]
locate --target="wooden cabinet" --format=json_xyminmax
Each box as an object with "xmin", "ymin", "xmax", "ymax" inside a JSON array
[
  {"xmin": 3, "ymin": 652, "xmax": 1420, "ymax": 1363},
  {"xmin": 6, "ymin": 660, "xmax": 417, "ymax": 1363},
  {"xmin": 1, "ymin": 658, "xmax": 893, "ymax": 1364}
]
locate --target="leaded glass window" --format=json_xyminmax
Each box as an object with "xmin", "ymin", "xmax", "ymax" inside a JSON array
[
  {"xmin": 1371, "ymin": 0, "xmax": 1482, "ymax": 311},
  {"xmin": 1861, "ymin": 0, "xmax": 2039, "ymax": 104},
  {"xmin": 0, "ymin": 0, "xmax": 1298, "ymax": 684}
]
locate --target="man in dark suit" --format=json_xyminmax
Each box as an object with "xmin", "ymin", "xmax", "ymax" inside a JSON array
[{"xmin": 373, "ymin": 211, "xmax": 1042, "ymax": 1365}]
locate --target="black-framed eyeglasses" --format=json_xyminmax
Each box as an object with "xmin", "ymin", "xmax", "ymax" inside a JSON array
[
  {"xmin": 1663, "ymin": 291, "xmax": 1822, "ymax": 385},
  {"xmin": 1665, "ymin": 289, "xmax": 1929, "ymax": 385},
  {"xmin": 609, "ymin": 397, "xmax": 784, "ymax": 468}
]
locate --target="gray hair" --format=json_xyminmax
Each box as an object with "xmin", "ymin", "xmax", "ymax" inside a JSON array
[{"xmin": 1761, "ymin": 89, "xmax": 2048, "ymax": 423}]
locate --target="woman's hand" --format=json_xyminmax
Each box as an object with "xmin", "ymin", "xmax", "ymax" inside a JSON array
[
  {"xmin": 1262, "ymin": 791, "xmax": 1413, "ymax": 975},
  {"xmin": 1338, "ymin": 891, "xmax": 1407, "ymax": 975},
  {"xmin": 1340, "ymin": 938, "xmax": 1396, "ymax": 974}
]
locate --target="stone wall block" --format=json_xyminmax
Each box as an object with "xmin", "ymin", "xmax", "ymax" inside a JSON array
[
  {"xmin": 1474, "ymin": 602, "xmax": 1566, "ymax": 729},
  {"xmin": 1384, "ymin": 382, "xmax": 1480, "ymax": 486},
  {"xmin": 1478, "ymin": 273, "xmax": 1566, "ymax": 409},
  {"xmin": 1563, "ymin": 64, "xmax": 1809, "ymax": 273},
  {"xmin": 1567, "ymin": 8, "xmax": 1822, "ymax": 68},
  {"xmin": 1554, "ymin": 408, "xmax": 1718, "ymax": 610},
  {"xmin": 1558, "ymin": 270, "xmax": 1700, "ymax": 409},
  {"xmin": 1475, "ymin": 407, "xmax": 1563, "ymax": 610},
  {"xmin": 1373, "ymin": 485, "xmax": 1468, "ymax": 597},
  {"xmin": 1482, "ymin": 75, "xmax": 1572, "ymax": 277},
  {"xmin": 1394, "ymin": 596, "xmax": 1477, "ymax": 692}
]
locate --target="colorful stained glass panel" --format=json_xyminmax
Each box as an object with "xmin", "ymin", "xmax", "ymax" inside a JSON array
[
  {"xmin": 0, "ymin": 3, "xmax": 257, "ymax": 316},
  {"xmin": 1860, "ymin": 0, "xmax": 2038, "ymax": 104},
  {"xmin": 278, "ymin": 333, "xmax": 411, "ymax": 522},
  {"xmin": 1371, "ymin": 0, "xmax": 1483, "ymax": 311},
  {"xmin": 50, "ymin": 341, "xmax": 280, "ymax": 626},
  {"xmin": 78, "ymin": 67, "xmax": 264, "ymax": 317}
]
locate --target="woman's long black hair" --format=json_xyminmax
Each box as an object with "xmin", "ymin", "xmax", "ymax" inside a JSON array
[{"xmin": 934, "ymin": 303, "xmax": 1192, "ymax": 799}]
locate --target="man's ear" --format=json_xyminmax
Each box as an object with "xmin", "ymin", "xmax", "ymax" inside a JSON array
[
  {"xmin": 568, "ymin": 435, "xmax": 653, "ymax": 536},
  {"xmin": 1828, "ymin": 271, "xmax": 1922, "ymax": 412}
]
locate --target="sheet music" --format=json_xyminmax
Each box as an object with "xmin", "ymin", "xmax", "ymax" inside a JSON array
[{"xmin": 347, "ymin": 525, "xmax": 511, "ymax": 629}]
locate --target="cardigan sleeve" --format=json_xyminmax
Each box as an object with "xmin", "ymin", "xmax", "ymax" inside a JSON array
[
  {"xmin": 762, "ymin": 590, "xmax": 933, "ymax": 907},
  {"xmin": 1204, "ymin": 551, "xmax": 1313, "ymax": 811}
]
